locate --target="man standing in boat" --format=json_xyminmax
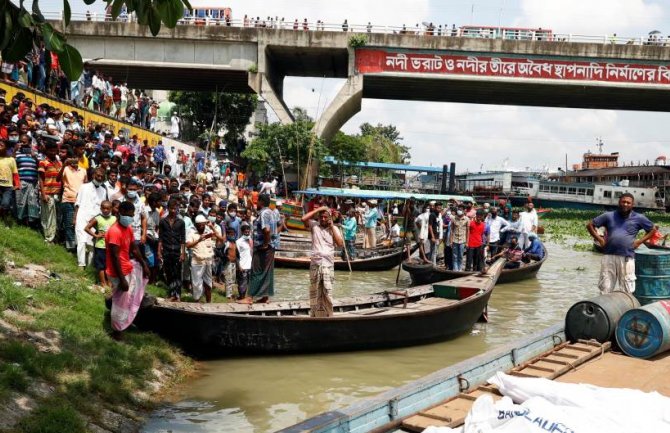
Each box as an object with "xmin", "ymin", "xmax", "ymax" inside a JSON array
[
  {"xmin": 587, "ymin": 193, "xmax": 656, "ymax": 294},
  {"xmin": 302, "ymin": 205, "xmax": 344, "ymax": 317}
]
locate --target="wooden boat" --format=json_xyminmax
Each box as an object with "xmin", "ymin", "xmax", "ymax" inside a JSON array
[
  {"xmin": 402, "ymin": 246, "xmax": 547, "ymax": 286},
  {"xmin": 279, "ymin": 323, "xmax": 665, "ymax": 433},
  {"xmin": 275, "ymin": 244, "xmax": 417, "ymax": 272},
  {"xmin": 133, "ymin": 259, "xmax": 504, "ymax": 355}
]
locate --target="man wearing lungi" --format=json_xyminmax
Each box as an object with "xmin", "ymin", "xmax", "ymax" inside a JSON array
[{"xmin": 302, "ymin": 206, "xmax": 344, "ymax": 318}]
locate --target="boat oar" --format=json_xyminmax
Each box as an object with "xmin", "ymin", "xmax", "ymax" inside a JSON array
[
  {"xmin": 395, "ymin": 199, "xmax": 410, "ymax": 285},
  {"xmin": 338, "ymin": 223, "xmax": 353, "ymax": 273},
  {"xmin": 342, "ymin": 239, "xmax": 353, "ymax": 273}
]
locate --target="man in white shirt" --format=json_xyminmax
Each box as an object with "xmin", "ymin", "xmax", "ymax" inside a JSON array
[
  {"xmin": 415, "ymin": 204, "xmax": 431, "ymax": 263},
  {"xmin": 485, "ymin": 207, "xmax": 509, "ymax": 256},
  {"xmin": 74, "ymin": 168, "xmax": 109, "ymax": 267},
  {"xmin": 519, "ymin": 202, "xmax": 538, "ymax": 248},
  {"xmin": 235, "ymin": 223, "xmax": 253, "ymax": 299}
]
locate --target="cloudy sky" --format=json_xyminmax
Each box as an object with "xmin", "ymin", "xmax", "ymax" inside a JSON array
[{"xmin": 40, "ymin": 0, "xmax": 670, "ymax": 171}]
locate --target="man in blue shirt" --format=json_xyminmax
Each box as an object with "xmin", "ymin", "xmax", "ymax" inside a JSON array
[
  {"xmin": 363, "ymin": 199, "xmax": 380, "ymax": 249},
  {"xmin": 587, "ymin": 193, "xmax": 656, "ymax": 294},
  {"xmin": 524, "ymin": 232, "xmax": 545, "ymax": 261}
]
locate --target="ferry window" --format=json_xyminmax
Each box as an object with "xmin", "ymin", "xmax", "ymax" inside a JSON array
[
  {"xmin": 558, "ymin": 187, "xmax": 566, "ymax": 194},
  {"xmin": 641, "ymin": 192, "xmax": 645, "ymax": 196},
  {"xmin": 604, "ymin": 191, "xmax": 612, "ymax": 198},
  {"xmin": 586, "ymin": 189, "xmax": 594, "ymax": 196},
  {"xmin": 568, "ymin": 188, "xmax": 576, "ymax": 194},
  {"xmin": 614, "ymin": 192, "xmax": 623, "ymax": 198},
  {"xmin": 211, "ymin": 10, "xmax": 220, "ymax": 19},
  {"xmin": 576, "ymin": 188, "xmax": 584, "ymax": 195},
  {"xmin": 551, "ymin": 186, "xmax": 558, "ymax": 193}
]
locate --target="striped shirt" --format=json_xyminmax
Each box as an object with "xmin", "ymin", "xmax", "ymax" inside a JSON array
[
  {"xmin": 38, "ymin": 158, "xmax": 62, "ymax": 195},
  {"xmin": 15, "ymin": 154, "xmax": 38, "ymax": 185}
]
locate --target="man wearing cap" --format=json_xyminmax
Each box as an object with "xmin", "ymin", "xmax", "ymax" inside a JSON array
[
  {"xmin": 186, "ymin": 214, "xmax": 223, "ymax": 302},
  {"xmin": 363, "ymin": 199, "xmax": 380, "ymax": 249},
  {"xmin": 341, "ymin": 208, "xmax": 358, "ymax": 260},
  {"xmin": 302, "ymin": 205, "xmax": 344, "ymax": 317}
]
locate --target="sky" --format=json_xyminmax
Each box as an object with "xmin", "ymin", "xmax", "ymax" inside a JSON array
[{"xmin": 36, "ymin": 0, "xmax": 670, "ymax": 172}]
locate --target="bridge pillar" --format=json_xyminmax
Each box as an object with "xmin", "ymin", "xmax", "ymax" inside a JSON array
[
  {"xmin": 314, "ymin": 75, "xmax": 363, "ymax": 143},
  {"xmin": 248, "ymin": 72, "xmax": 294, "ymax": 125},
  {"xmin": 302, "ymin": 75, "xmax": 363, "ymax": 188}
]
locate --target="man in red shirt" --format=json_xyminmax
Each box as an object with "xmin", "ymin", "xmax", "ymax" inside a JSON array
[
  {"xmin": 466, "ymin": 210, "xmax": 487, "ymax": 272},
  {"xmin": 106, "ymin": 201, "xmax": 149, "ymax": 339}
]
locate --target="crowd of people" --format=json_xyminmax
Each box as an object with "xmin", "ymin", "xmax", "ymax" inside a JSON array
[
  {"xmin": 0, "ymin": 88, "xmax": 286, "ymax": 333},
  {"xmin": 0, "ymin": 47, "xmax": 181, "ymax": 138}
]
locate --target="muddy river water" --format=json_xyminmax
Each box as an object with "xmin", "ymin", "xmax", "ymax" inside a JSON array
[{"xmin": 143, "ymin": 241, "xmax": 602, "ymax": 433}]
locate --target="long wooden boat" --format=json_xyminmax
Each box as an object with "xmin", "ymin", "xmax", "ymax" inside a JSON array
[
  {"xmin": 275, "ymin": 244, "xmax": 417, "ymax": 272},
  {"xmin": 133, "ymin": 260, "xmax": 504, "ymax": 355},
  {"xmin": 401, "ymin": 247, "xmax": 547, "ymax": 286},
  {"xmin": 279, "ymin": 322, "xmax": 668, "ymax": 433}
]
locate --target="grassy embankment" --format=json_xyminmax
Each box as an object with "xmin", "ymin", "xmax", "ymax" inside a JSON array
[
  {"xmin": 0, "ymin": 223, "xmax": 193, "ymax": 433},
  {"xmin": 540, "ymin": 209, "xmax": 670, "ymax": 251}
]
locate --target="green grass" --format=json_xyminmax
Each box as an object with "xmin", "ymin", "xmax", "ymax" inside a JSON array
[
  {"xmin": 0, "ymin": 223, "xmax": 193, "ymax": 432},
  {"xmin": 541, "ymin": 209, "xmax": 669, "ymax": 248},
  {"xmin": 17, "ymin": 400, "xmax": 87, "ymax": 433}
]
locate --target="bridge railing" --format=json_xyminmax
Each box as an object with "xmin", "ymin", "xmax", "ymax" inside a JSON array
[{"xmin": 43, "ymin": 11, "xmax": 665, "ymax": 47}]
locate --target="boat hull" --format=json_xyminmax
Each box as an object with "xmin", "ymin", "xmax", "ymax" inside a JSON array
[
  {"xmin": 133, "ymin": 290, "xmax": 492, "ymax": 356},
  {"xmin": 402, "ymin": 249, "xmax": 546, "ymax": 286}
]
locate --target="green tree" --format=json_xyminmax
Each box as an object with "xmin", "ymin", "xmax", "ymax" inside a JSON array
[
  {"xmin": 1, "ymin": 0, "xmax": 193, "ymax": 81},
  {"xmin": 360, "ymin": 122, "xmax": 403, "ymax": 144},
  {"xmin": 168, "ymin": 91, "xmax": 257, "ymax": 153},
  {"xmin": 242, "ymin": 121, "xmax": 322, "ymax": 185},
  {"xmin": 292, "ymin": 106, "xmax": 313, "ymax": 122},
  {"xmin": 320, "ymin": 131, "xmax": 366, "ymax": 178}
]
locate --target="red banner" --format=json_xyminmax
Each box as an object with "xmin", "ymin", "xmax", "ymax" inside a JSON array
[{"xmin": 355, "ymin": 48, "xmax": 670, "ymax": 85}]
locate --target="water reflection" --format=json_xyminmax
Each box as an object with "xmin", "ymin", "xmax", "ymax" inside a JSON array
[{"xmin": 143, "ymin": 242, "xmax": 601, "ymax": 433}]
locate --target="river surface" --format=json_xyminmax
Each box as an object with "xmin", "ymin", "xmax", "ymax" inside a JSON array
[{"xmin": 143, "ymin": 240, "xmax": 601, "ymax": 433}]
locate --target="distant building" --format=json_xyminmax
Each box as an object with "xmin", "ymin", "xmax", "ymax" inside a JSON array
[{"xmin": 580, "ymin": 151, "xmax": 619, "ymax": 169}]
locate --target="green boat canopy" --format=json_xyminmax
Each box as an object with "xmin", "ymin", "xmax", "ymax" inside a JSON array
[{"xmin": 293, "ymin": 187, "xmax": 475, "ymax": 203}]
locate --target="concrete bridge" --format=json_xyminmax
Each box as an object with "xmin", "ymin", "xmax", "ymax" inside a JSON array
[{"xmin": 57, "ymin": 21, "xmax": 670, "ymax": 143}]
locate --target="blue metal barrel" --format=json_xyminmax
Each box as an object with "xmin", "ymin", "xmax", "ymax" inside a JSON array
[
  {"xmin": 565, "ymin": 292, "xmax": 640, "ymax": 343},
  {"xmin": 615, "ymin": 300, "xmax": 670, "ymax": 359},
  {"xmin": 635, "ymin": 248, "xmax": 670, "ymax": 305}
]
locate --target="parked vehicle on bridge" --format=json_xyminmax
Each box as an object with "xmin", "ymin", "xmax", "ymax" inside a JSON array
[
  {"xmin": 460, "ymin": 25, "xmax": 553, "ymax": 41},
  {"xmin": 182, "ymin": 1, "xmax": 232, "ymax": 25}
]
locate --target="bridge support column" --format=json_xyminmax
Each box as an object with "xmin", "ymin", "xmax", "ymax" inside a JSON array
[
  {"xmin": 248, "ymin": 72, "xmax": 294, "ymax": 125},
  {"xmin": 302, "ymin": 75, "xmax": 363, "ymax": 188}
]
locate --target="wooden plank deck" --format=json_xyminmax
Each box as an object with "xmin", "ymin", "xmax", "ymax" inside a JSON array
[{"xmin": 400, "ymin": 340, "xmax": 610, "ymax": 432}]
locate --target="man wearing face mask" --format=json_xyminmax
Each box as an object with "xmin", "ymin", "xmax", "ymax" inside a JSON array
[
  {"xmin": 449, "ymin": 206, "xmax": 469, "ymax": 271},
  {"xmin": 73, "ymin": 167, "xmax": 108, "ymax": 268},
  {"xmin": 6, "ymin": 127, "xmax": 19, "ymax": 156},
  {"xmin": 125, "ymin": 179, "xmax": 147, "ymax": 247},
  {"xmin": 224, "ymin": 203, "xmax": 241, "ymax": 240},
  {"xmin": 186, "ymin": 214, "xmax": 223, "ymax": 302},
  {"xmin": 106, "ymin": 201, "xmax": 150, "ymax": 340}
]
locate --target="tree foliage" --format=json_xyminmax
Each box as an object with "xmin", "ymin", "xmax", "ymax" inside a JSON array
[
  {"xmin": 359, "ymin": 122, "xmax": 411, "ymax": 163},
  {"xmin": 241, "ymin": 120, "xmax": 323, "ymax": 181},
  {"xmin": 168, "ymin": 91, "xmax": 257, "ymax": 152},
  {"xmin": 0, "ymin": 0, "xmax": 193, "ymax": 81}
]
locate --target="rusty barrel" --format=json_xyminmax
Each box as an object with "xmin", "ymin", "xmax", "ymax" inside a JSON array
[
  {"xmin": 616, "ymin": 300, "xmax": 670, "ymax": 359},
  {"xmin": 565, "ymin": 292, "xmax": 640, "ymax": 343},
  {"xmin": 635, "ymin": 247, "xmax": 670, "ymax": 305}
]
